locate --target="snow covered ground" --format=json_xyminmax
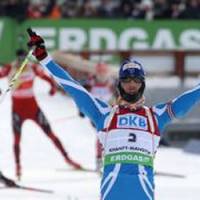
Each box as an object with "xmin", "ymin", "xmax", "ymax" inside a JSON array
[{"xmin": 0, "ymin": 78, "xmax": 200, "ymax": 200}]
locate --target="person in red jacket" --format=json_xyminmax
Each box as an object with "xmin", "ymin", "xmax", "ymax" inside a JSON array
[{"xmin": 0, "ymin": 49, "xmax": 82, "ymax": 180}]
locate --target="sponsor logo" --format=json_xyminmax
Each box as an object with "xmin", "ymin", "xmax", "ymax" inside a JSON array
[
  {"xmin": 110, "ymin": 154, "xmax": 151, "ymax": 163},
  {"xmin": 31, "ymin": 27, "xmax": 200, "ymax": 51},
  {"xmin": 117, "ymin": 114, "xmax": 147, "ymax": 130},
  {"xmin": 123, "ymin": 63, "xmax": 141, "ymax": 71},
  {"xmin": 104, "ymin": 152, "xmax": 153, "ymax": 167}
]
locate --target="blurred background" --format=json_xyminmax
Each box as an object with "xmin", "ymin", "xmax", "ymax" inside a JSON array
[{"xmin": 0, "ymin": 0, "xmax": 200, "ymax": 199}]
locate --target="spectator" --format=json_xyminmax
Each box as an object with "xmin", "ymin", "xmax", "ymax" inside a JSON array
[
  {"xmin": 46, "ymin": 0, "xmax": 62, "ymax": 18},
  {"xmin": 0, "ymin": 1, "xmax": 6, "ymax": 16},
  {"xmin": 116, "ymin": 0, "xmax": 133, "ymax": 18},
  {"xmin": 4, "ymin": 0, "xmax": 27, "ymax": 22},
  {"xmin": 132, "ymin": 0, "xmax": 146, "ymax": 19},
  {"xmin": 0, "ymin": 0, "xmax": 199, "ymax": 20},
  {"xmin": 60, "ymin": 0, "xmax": 80, "ymax": 18},
  {"xmin": 79, "ymin": 0, "xmax": 97, "ymax": 17},
  {"xmin": 153, "ymin": 0, "xmax": 169, "ymax": 19},
  {"xmin": 179, "ymin": 0, "xmax": 200, "ymax": 19},
  {"xmin": 49, "ymin": 1, "xmax": 61, "ymax": 19},
  {"xmin": 96, "ymin": 0, "xmax": 116, "ymax": 18},
  {"xmin": 141, "ymin": 0, "xmax": 154, "ymax": 20},
  {"xmin": 27, "ymin": 1, "xmax": 44, "ymax": 18},
  {"xmin": 164, "ymin": 0, "xmax": 184, "ymax": 19}
]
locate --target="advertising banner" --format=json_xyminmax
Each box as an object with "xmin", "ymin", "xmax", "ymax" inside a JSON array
[{"xmin": 0, "ymin": 18, "xmax": 199, "ymax": 63}]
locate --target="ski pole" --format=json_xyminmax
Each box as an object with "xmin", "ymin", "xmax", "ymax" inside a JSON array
[
  {"xmin": 0, "ymin": 184, "xmax": 54, "ymax": 194},
  {"xmin": 0, "ymin": 49, "xmax": 33, "ymax": 103},
  {"xmin": 15, "ymin": 184, "xmax": 54, "ymax": 194}
]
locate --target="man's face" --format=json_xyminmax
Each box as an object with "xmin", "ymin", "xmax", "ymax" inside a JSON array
[
  {"xmin": 17, "ymin": 55, "xmax": 25, "ymax": 63},
  {"xmin": 120, "ymin": 77, "xmax": 142, "ymax": 95}
]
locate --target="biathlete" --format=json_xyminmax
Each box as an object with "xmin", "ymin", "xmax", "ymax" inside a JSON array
[
  {"xmin": 27, "ymin": 29, "xmax": 200, "ymax": 200},
  {"xmin": 0, "ymin": 49, "xmax": 82, "ymax": 180}
]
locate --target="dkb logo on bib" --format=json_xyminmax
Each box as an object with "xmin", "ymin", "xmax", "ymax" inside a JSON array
[{"xmin": 117, "ymin": 114, "xmax": 147, "ymax": 130}]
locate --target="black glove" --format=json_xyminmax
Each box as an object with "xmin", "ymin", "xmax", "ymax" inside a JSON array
[{"xmin": 27, "ymin": 28, "xmax": 48, "ymax": 61}]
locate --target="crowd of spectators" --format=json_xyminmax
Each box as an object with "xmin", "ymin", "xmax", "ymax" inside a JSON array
[{"xmin": 0, "ymin": 0, "xmax": 199, "ymax": 21}]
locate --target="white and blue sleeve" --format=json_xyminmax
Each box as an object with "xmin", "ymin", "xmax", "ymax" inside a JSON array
[
  {"xmin": 40, "ymin": 56, "xmax": 111, "ymax": 131},
  {"xmin": 153, "ymin": 84, "xmax": 200, "ymax": 134}
]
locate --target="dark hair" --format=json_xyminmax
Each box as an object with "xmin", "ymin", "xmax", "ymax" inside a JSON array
[{"xmin": 16, "ymin": 49, "xmax": 26, "ymax": 57}]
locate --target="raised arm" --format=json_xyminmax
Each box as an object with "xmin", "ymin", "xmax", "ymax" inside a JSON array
[
  {"xmin": 153, "ymin": 84, "xmax": 200, "ymax": 134},
  {"xmin": 32, "ymin": 63, "xmax": 57, "ymax": 95},
  {"xmin": 41, "ymin": 56, "xmax": 111, "ymax": 129},
  {"xmin": 27, "ymin": 29, "xmax": 111, "ymax": 131}
]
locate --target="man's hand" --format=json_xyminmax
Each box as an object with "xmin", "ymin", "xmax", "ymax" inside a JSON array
[{"xmin": 27, "ymin": 28, "xmax": 48, "ymax": 61}]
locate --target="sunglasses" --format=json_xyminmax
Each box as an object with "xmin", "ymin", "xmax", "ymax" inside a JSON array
[{"xmin": 120, "ymin": 77, "xmax": 142, "ymax": 84}]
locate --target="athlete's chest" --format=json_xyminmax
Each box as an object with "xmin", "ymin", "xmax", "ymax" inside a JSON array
[
  {"xmin": 99, "ymin": 107, "xmax": 160, "ymax": 160},
  {"xmin": 108, "ymin": 107, "xmax": 152, "ymax": 132}
]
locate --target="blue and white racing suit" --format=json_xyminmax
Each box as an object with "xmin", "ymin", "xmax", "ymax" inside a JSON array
[{"xmin": 40, "ymin": 56, "xmax": 200, "ymax": 200}]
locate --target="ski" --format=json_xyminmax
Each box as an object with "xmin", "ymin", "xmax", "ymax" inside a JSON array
[
  {"xmin": 155, "ymin": 171, "xmax": 185, "ymax": 178},
  {"xmin": 56, "ymin": 167, "xmax": 97, "ymax": 173},
  {"xmin": 0, "ymin": 184, "xmax": 54, "ymax": 194}
]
